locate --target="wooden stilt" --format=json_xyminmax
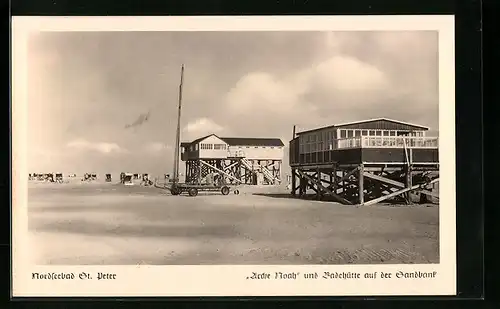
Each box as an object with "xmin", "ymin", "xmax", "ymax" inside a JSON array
[
  {"xmin": 405, "ymin": 165, "xmax": 413, "ymax": 205},
  {"xmin": 296, "ymin": 169, "xmax": 352, "ymax": 205},
  {"xmin": 316, "ymin": 168, "xmax": 321, "ymax": 200},
  {"xmin": 359, "ymin": 164, "xmax": 364, "ymax": 205}
]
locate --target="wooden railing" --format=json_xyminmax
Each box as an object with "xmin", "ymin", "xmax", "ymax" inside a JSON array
[{"xmin": 298, "ymin": 136, "xmax": 438, "ymax": 153}]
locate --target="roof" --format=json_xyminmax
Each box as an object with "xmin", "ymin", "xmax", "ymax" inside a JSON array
[
  {"xmin": 220, "ymin": 137, "xmax": 284, "ymax": 147},
  {"xmin": 191, "ymin": 134, "xmax": 220, "ymax": 145},
  {"xmin": 182, "ymin": 135, "xmax": 284, "ymax": 147},
  {"xmin": 296, "ymin": 118, "xmax": 429, "ymax": 135},
  {"xmin": 334, "ymin": 118, "xmax": 430, "ymax": 130}
]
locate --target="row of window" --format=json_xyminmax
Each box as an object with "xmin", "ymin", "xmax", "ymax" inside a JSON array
[
  {"xmin": 300, "ymin": 129, "xmax": 425, "ymax": 143},
  {"xmin": 339, "ymin": 129, "xmax": 425, "ymax": 139},
  {"xmin": 200, "ymin": 143, "xmax": 227, "ymax": 150},
  {"xmin": 184, "ymin": 144, "xmax": 282, "ymax": 152},
  {"xmin": 237, "ymin": 146, "xmax": 280, "ymax": 149},
  {"xmin": 299, "ymin": 137, "xmax": 437, "ymax": 153}
]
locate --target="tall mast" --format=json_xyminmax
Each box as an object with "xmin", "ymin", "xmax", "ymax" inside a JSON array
[{"xmin": 172, "ymin": 64, "xmax": 184, "ymax": 184}]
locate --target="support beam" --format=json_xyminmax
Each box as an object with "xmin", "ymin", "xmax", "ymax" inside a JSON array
[
  {"xmin": 359, "ymin": 164, "xmax": 364, "ymax": 205},
  {"xmin": 405, "ymin": 165, "xmax": 413, "ymax": 205},
  {"xmin": 199, "ymin": 160, "xmax": 242, "ymax": 184},
  {"xmin": 363, "ymin": 171, "xmax": 405, "ymax": 188},
  {"xmin": 336, "ymin": 166, "xmax": 360, "ymax": 185},
  {"xmin": 224, "ymin": 161, "xmax": 239, "ymax": 171},
  {"xmin": 363, "ymin": 178, "xmax": 439, "ymax": 206},
  {"xmin": 316, "ymin": 168, "xmax": 321, "ymax": 200},
  {"xmin": 296, "ymin": 169, "xmax": 353, "ymax": 205},
  {"xmin": 419, "ymin": 189, "xmax": 439, "ymax": 199}
]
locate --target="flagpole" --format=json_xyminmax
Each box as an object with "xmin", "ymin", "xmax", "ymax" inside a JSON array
[{"xmin": 172, "ymin": 64, "xmax": 184, "ymax": 184}]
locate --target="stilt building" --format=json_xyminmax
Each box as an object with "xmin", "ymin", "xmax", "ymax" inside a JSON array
[
  {"xmin": 181, "ymin": 134, "xmax": 284, "ymax": 185},
  {"xmin": 288, "ymin": 118, "xmax": 439, "ymax": 205}
]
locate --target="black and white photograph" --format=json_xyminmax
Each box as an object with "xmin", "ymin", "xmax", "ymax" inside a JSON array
[{"xmin": 12, "ymin": 16, "xmax": 456, "ymax": 297}]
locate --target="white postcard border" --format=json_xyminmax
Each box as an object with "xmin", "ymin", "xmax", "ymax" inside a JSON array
[{"xmin": 12, "ymin": 15, "xmax": 456, "ymax": 297}]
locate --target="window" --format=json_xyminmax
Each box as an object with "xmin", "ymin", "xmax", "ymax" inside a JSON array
[
  {"xmin": 246, "ymin": 146, "xmax": 250, "ymax": 148},
  {"xmin": 375, "ymin": 131, "xmax": 382, "ymax": 136},
  {"xmin": 354, "ymin": 130, "xmax": 361, "ymax": 137},
  {"xmin": 369, "ymin": 130, "xmax": 375, "ymax": 136},
  {"xmin": 383, "ymin": 131, "xmax": 389, "ymax": 136},
  {"xmin": 362, "ymin": 130, "xmax": 368, "ymax": 136},
  {"xmin": 389, "ymin": 131, "xmax": 396, "ymax": 136},
  {"xmin": 271, "ymin": 147, "xmax": 274, "ymax": 149},
  {"xmin": 254, "ymin": 146, "xmax": 258, "ymax": 148},
  {"xmin": 340, "ymin": 130, "xmax": 347, "ymax": 138},
  {"xmin": 214, "ymin": 144, "xmax": 226, "ymax": 150},
  {"xmin": 347, "ymin": 130, "xmax": 354, "ymax": 138}
]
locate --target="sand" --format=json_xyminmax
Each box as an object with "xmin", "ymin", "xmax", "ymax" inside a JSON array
[{"xmin": 27, "ymin": 182, "xmax": 439, "ymax": 265}]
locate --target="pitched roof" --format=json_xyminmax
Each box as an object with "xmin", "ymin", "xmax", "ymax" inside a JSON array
[
  {"xmin": 220, "ymin": 137, "xmax": 284, "ymax": 147},
  {"xmin": 191, "ymin": 133, "xmax": 220, "ymax": 145},
  {"xmin": 181, "ymin": 133, "xmax": 222, "ymax": 146},
  {"xmin": 182, "ymin": 135, "xmax": 284, "ymax": 147},
  {"xmin": 296, "ymin": 118, "xmax": 429, "ymax": 135},
  {"xmin": 334, "ymin": 118, "xmax": 429, "ymax": 130}
]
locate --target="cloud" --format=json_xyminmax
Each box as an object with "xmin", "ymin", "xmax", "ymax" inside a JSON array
[
  {"xmin": 182, "ymin": 117, "xmax": 225, "ymax": 139},
  {"xmin": 225, "ymin": 72, "xmax": 308, "ymax": 114},
  {"xmin": 308, "ymin": 55, "xmax": 388, "ymax": 92},
  {"xmin": 27, "ymin": 31, "xmax": 438, "ymax": 173},
  {"xmin": 145, "ymin": 142, "xmax": 172, "ymax": 154},
  {"xmin": 66, "ymin": 138, "xmax": 127, "ymax": 154},
  {"xmin": 224, "ymin": 54, "xmax": 390, "ymax": 124}
]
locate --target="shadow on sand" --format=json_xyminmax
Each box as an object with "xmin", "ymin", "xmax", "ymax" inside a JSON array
[
  {"xmin": 252, "ymin": 192, "xmax": 352, "ymax": 204},
  {"xmin": 251, "ymin": 193, "xmax": 437, "ymax": 207}
]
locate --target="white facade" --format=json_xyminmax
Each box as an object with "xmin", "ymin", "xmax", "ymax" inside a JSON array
[
  {"xmin": 197, "ymin": 135, "xmax": 229, "ymax": 159},
  {"xmin": 227, "ymin": 144, "xmax": 284, "ymax": 160},
  {"xmin": 182, "ymin": 134, "xmax": 284, "ymax": 161}
]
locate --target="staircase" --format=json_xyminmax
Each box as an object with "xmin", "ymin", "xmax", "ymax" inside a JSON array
[
  {"xmin": 261, "ymin": 166, "xmax": 281, "ymax": 185},
  {"xmin": 240, "ymin": 158, "xmax": 280, "ymax": 185},
  {"xmin": 240, "ymin": 157, "xmax": 254, "ymax": 171}
]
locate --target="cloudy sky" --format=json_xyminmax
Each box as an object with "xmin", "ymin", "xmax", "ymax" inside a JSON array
[{"xmin": 27, "ymin": 31, "xmax": 438, "ymax": 174}]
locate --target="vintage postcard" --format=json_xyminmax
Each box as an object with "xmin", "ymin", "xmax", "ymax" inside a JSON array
[{"xmin": 12, "ymin": 15, "xmax": 456, "ymax": 297}]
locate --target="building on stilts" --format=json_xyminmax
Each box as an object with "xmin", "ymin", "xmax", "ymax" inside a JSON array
[
  {"xmin": 288, "ymin": 118, "xmax": 439, "ymax": 206},
  {"xmin": 181, "ymin": 134, "xmax": 284, "ymax": 185}
]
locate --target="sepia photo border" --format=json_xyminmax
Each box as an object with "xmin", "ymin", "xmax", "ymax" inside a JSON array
[{"xmin": 12, "ymin": 15, "xmax": 456, "ymax": 297}]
